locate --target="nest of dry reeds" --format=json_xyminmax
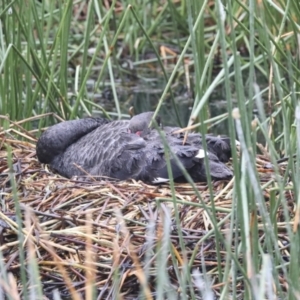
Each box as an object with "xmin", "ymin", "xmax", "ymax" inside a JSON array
[{"xmin": 0, "ymin": 116, "xmax": 294, "ymax": 299}]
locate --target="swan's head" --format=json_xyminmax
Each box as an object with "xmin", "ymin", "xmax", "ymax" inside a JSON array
[{"xmin": 128, "ymin": 112, "xmax": 161, "ymax": 137}]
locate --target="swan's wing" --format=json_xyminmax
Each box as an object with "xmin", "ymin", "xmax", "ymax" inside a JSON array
[
  {"xmin": 205, "ymin": 135, "xmax": 232, "ymax": 162},
  {"xmin": 136, "ymin": 140, "xmax": 201, "ymax": 183}
]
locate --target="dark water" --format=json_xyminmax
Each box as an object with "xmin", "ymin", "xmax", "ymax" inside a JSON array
[
  {"xmin": 88, "ymin": 78, "xmax": 233, "ymax": 135},
  {"xmin": 86, "ymin": 61, "xmax": 268, "ymax": 137}
]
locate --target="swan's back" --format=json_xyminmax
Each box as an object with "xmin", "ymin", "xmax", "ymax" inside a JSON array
[
  {"xmin": 50, "ymin": 120, "xmax": 148, "ymax": 179},
  {"xmin": 36, "ymin": 117, "xmax": 110, "ymax": 164}
]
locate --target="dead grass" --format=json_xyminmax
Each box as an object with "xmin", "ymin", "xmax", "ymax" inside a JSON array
[{"xmin": 0, "ymin": 116, "xmax": 294, "ymax": 299}]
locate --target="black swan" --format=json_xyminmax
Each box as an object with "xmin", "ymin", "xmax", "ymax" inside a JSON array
[{"xmin": 36, "ymin": 112, "xmax": 233, "ymax": 183}]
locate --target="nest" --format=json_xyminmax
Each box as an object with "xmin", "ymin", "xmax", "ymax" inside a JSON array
[{"xmin": 0, "ymin": 116, "xmax": 294, "ymax": 299}]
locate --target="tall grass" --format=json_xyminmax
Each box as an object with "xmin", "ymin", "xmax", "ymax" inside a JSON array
[{"xmin": 1, "ymin": 0, "xmax": 300, "ymax": 299}]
